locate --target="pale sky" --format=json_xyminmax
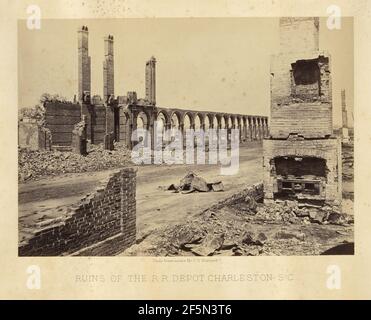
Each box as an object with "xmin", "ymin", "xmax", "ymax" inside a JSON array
[{"xmin": 18, "ymin": 17, "xmax": 353, "ymax": 127}]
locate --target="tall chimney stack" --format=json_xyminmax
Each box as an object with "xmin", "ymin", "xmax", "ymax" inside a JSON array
[
  {"xmin": 145, "ymin": 56, "xmax": 156, "ymax": 105},
  {"xmin": 78, "ymin": 26, "xmax": 91, "ymax": 102},
  {"xmin": 103, "ymin": 35, "xmax": 114, "ymax": 103}
]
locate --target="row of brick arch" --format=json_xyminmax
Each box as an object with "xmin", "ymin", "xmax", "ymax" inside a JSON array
[{"xmin": 117, "ymin": 106, "xmax": 268, "ymax": 147}]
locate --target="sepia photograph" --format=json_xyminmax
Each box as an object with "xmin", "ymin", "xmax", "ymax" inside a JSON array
[{"xmin": 17, "ymin": 17, "xmax": 354, "ymax": 257}]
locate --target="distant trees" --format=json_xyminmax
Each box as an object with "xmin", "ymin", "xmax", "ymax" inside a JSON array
[
  {"xmin": 39, "ymin": 93, "xmax": 68, "ymax": 104},
  {"xmin": 18, "ymin": 93, "xmax": 69, "ymax": 124},
  {"xmin": 19, "ymin": 104, "xmax": 45, "ymax": 124}
]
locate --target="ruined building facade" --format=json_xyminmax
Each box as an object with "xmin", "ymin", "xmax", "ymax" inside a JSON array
[
  {"xmin": 26, "ymin": 25, "xmax": 268, "ymax": 151},
  {"xmin": 263, "ymin": 18, "xmax": 342, "ymax": 207}
]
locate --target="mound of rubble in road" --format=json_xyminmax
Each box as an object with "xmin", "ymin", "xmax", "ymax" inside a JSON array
[
  {"xmin": 18, "ymin": 143, "xmax": 131, "ymax": 182},
  {"xmin": 124, "ymin": 188, "xmax": 354, "ymax": 257}
]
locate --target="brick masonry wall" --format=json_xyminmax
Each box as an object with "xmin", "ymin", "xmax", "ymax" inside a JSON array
[
  {"xmin": 263, "ymin": 138, "xmax": 342, "ymax": 205},
  {"xmin": 103, "ymin": 36, "xmax": 114, "ymax": 102},
  {"xmin": 19, "ymin": 168, "xmax": 137, "ymax": 256},
  {"xmin": 279, "ymin": 18, "xmax": 319, "ymax": 53},
  {"xmin": 270, "ymin": 51, "xmax": 332, "ymax": 138},
  {"xmin": 44, "ymin": 101, "xmax": 81, "ymax": 146},
  {"xmin": 91, "ymin": 104, "xmax": 107, "ymax": 143},
  {"xmin": 270, "ymin": 102, "xmax": 332, "ymax": 138},
  {"xmin": 81, "ymin": 103, "xmax": 92, "ymax": 141},
  {"xmin": 18, "ymin": 121, "xmax": 51, "ymax": 150}
]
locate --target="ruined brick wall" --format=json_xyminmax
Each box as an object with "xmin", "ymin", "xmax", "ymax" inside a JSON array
[
  {"xmin": 270, "ymin": 17, "xmax": 332, "ymax": 139},
  {"xmin": 81, "ymin": 102, "xmax": 92, "ymax": 141},
  {"xmin": 103, "ymin": 35, "xmax": 114, "ymax": 102},
  {"xmin": 270, "ymin": 52, "xmax": 332, "ymax": 138},
  {"xmin": 264, "ymin": 17, "xmax": 341, "ymax": 207},
  {"xmin": 19, "ymin": 168, "xmax": 137, "ymax": 256},
  {"xmin": 18, "ymin": 121, "xmax": 51, "ymax": 150},
  {"xmin": 90, "ymin": 104, "xmax": 107, "ymax": 143},
  {"xmin": 44, "ymin": 101, "xmax": 81, "ymax": 146}
]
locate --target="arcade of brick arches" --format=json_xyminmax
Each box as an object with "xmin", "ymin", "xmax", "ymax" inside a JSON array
[{"xmin": 43, "ymin": 26, "xmax": 269, "ymax": 150}]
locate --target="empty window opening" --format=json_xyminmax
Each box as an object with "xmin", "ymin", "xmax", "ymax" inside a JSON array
[{"xmin": 291, "ymin": 59, "xmax": 320, "ymax": 85}]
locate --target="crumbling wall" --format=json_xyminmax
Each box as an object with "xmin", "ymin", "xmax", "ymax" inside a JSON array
[
  {"xmin": 91, "ymin": 104, "xmax": 106, "ymax": 143},
  {"xmin": 279, "ymin": 17, "xmax": 319, "ymax": 53},
  {"xmin": 270, "ymin": 52, "xmax": 332, "ymax": 138},
  {"xmin": 18, "ymin": 121, "xmax": 51, "ymax": 151},
  {"xmin": 71, "ymin": 118, "xmax": 87, "ymax": 155},
  {"xmin": 119, "ymin": 110, "xmax": 131, "ymax": 147},
  {"xmin": 81, "ymin": 102, "xmax": 92, "ymax": 141},
  {"xmin": 264, "ymin": 17, "xmax": 342, "ymax": 207},
  {"xmin": 19, "ymin": 168, "xmax": 137, "ymax": 256},
  {"xmin": 44, "ymin": 101, "xmax": 81, "ymax": 146}
]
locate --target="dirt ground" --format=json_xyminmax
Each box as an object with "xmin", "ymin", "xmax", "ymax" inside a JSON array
[
  {"xmin": 18, "ymin": 141, "xmax": 354, "ymax": 256},
  {"xmin": 19, "ymin": 141, "xmax": 263, "ymax": 236},
  {"xmin": 122, "ymin": 142, "xmax": 355, "ymax": 256},
  {"xmin": 123, "ymin": 199, "xmax": 354, "ymax": 256}
]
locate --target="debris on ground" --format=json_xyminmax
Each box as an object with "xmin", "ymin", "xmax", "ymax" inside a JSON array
[
  {"xmin": 253, "ymin": 200, "xmax": 353, "ymax": 225},
  {"xmin": 164, "ymin": 172, "xmax": 224, "ymax": 194},
  {"xmin": 123, "ymin": 143, "xmax": 354, "ymax": 257},
  {"xmin": 18, "ymin": 142, "xmax": 131, "ymax": 182},
  {"xmin": 124, "ymin": 190, "xmax": 354, "ymax": 256}
]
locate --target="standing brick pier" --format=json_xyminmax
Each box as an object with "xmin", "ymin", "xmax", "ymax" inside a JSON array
[{"xmin": 263, "ymin": 18, "xmax": 342, "ymax": 207}]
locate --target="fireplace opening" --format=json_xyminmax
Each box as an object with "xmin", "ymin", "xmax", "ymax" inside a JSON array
[
  {"xmin": 291, "ymin": 58, "xmax": 321, "ymax": 99},
  {"xmin": 274, "ymin": 156, "xmax": 326, "ymax": 177},
  {"xmin": 272, "ymin": 156, "xmax": 327, "ymax": 201}
]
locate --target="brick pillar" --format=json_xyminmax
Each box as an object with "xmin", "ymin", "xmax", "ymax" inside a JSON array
[
  {"xmin": 264, "ymin": 118, "xmax": 269, "ymax": 138},
  {"xmin": 104, "ymin": 106, "xmax": 115, "ymax": 150},
  {"xmin": 130, "ymin": 114, "xmax": 137, "ymax": 150},
  {"xmin": 243, "ymin": 119, "xmax": 248, "ymax": 141},
  {"xmin": 179, "ymin": 123, "xmax": 185, "ymax": 149},
  {"xmin": 253, "ymin": 118, "xmax": 257, "ymax": 140},
  {"xmin": 78, "ymin": 26, "xmax": 91, "ymax": 102},
  {"xmin": 103, "ymin": 35, "xmax": 114, "ymax": 103},
  {"xmin": 248, "ymin": 118, "xmax": 253, "ymax": 141},
  {"xmin": 145, "ymin": 56, "xmax": 156, "ymax": 105}
]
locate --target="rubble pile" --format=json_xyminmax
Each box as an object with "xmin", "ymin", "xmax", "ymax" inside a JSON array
[
  {"xmin": 165, "ymin": 172, "xmax": 224, "ymax": 193},
  {"xmin": 18, "ymin": 143, "xmax": 131, "ymax": 182},
  {"xmin": 125, "ymin": 190, "xmax": 353, "ymax": 257},
  {"xmin": 254, "ymin": 200, "xmax": 353, "ymax": 226}
]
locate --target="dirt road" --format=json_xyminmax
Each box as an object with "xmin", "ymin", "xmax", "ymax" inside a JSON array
[{"xmin": 19, "ymin": 142, "xmax": 263, "ymax": 235}]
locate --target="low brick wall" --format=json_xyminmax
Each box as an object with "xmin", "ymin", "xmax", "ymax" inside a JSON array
[{"xmin": 19, "ymin": 168, "xmax": 136, "ymax": 256}]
